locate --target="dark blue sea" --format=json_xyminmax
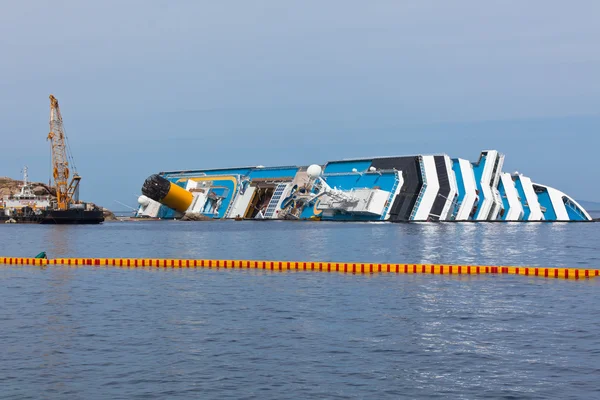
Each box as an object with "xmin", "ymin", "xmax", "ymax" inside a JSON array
[{"xmin": 1, "ymin": 221, "xmax": 599, "ymax": 399}]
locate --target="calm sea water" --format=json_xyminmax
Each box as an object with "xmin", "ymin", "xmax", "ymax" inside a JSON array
[{"xmin": 1, "ymin": 221, "xmax": 599, "ymax": 399}]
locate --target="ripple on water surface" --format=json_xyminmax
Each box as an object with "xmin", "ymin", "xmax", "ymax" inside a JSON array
[{"xmin": 0, "ymin": 222, "xmax": 599, "ymax": 399}]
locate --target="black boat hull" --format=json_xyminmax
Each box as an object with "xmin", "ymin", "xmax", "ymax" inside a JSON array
[
  {"xmin": 40, "ymin": 209, "xmax": 105, "ymax": 224},
  {"xmin": 0, "ymin": 215, "xmax": 44, "ymax": 224}
]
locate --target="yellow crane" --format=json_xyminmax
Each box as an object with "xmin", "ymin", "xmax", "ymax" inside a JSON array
[{"xmin": 47, "ymin": 95, "xmax": 81, "ymax": 210}]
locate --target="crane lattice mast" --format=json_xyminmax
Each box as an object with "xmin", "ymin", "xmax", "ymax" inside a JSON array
[{"xmin": 47, "ymin": 95, "xmax": 81, "ymax": 210}]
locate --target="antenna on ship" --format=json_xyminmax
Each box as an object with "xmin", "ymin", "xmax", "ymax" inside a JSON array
[{"xmin": 21, "ymin": 166, "xmax": 28, "ymax": 187}]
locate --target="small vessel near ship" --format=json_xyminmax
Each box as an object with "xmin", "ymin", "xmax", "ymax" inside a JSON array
[
  {"xmin": 0, "ymin": 166, "xmax": 103, "ymax": 224},
  {"xmin": 1, "ymin": 167, "xmax": 51, "ymax": 223}
]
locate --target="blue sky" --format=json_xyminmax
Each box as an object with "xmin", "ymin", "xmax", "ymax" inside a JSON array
[{"xmin": 1, "ymin": 1, "xmax": 599, "ymax": 208}]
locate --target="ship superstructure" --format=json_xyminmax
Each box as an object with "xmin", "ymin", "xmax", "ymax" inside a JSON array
[
  {"xmin": 137, "ymin": 150, "xmax": 592, "ymax": 222},
  {"xmin": 1, "ymin": 167, "xmax": 51, "ymax": 219}
]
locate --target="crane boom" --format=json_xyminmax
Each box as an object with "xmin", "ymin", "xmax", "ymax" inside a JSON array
[{"xmin": 47, "ymin": 95, "xmax": 81, "ymax": 210}]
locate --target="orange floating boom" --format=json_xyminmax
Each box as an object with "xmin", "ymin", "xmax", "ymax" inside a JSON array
[{"xmin": 0, "ymin": 257, "xmax": 598, "ymax": 280}]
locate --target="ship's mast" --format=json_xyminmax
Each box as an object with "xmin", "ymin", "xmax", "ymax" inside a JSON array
[
  {"xmin": 22, "ymin": 166, "xmax": 28, "ymax": 187},
  {"xmin": 47, "ymin": 95, "xmax": 81, "ymax": 210}
]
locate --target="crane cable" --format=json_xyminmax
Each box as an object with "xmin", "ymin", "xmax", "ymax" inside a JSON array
[{"xmin": 60, "ymin": 106, "xmax": 78, "ymax": 176}]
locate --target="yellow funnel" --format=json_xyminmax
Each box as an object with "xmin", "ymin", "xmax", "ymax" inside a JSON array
[
  {"xmin": 141, "ymin": 174, "xmax": 193, "ymax": 213},
  {"xmin": 161, "ymin": 182, "xmax": 193, "ymax": 212}
]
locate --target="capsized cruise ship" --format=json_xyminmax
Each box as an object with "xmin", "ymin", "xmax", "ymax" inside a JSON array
[{"xmin": 136, "ymin": 150, "xmax": 592, "ymax": 222}]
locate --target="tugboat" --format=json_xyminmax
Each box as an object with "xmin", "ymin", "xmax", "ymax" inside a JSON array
[{"xmin": 1, "ymin": 167, "xmax": 51, "ymax": 223}]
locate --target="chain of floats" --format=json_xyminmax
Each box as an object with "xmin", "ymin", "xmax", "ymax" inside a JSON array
[{"xmin": 1, "ymin": 257, "xmax": 598, "ymax": 280}]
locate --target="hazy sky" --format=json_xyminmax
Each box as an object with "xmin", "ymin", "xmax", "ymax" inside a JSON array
[{"xmin": 1, "ymin": 1, "xmax": 599, "ymax": 208}]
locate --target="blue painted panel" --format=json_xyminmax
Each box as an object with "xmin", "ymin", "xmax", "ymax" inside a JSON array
[
  {"xmin": 207, "ymin": 179, "xmax": 236, "ymax": 218},
  {"xmin": 157, "ymin": 205, "xmax": 177, "ymax": 219},
  {"xmin": 513, "ymin": 177, "xmax": 530, "ymax": 220},
  {"xmin": 300, "ymin": 206, "xmax": 316, "ymax": 219},
  {"xmin": 536, "ymin": 189, "xmax": 557, "ymax": 220},
  {"xmin": 321, "ymin": 213, "xmax": 381, "ymax": 221},
  {"xmin": 564, "ymin": 199, "xmax": 587, "ymax": 221},
  {"xmin": 497, "ymin": 179, "xmax": 511, "ymax": 220},
  {"xmin": 451, "ymin": 159, "xmax": 466, "ymax": 217},
  {"xmin": 471, "ymin": 154, "xmax": 487, "ymax": 219},
  {"xmin": 248, "ymin": 167, "xmax": 299, "ymax": 179},
  {"xmin": 452, "ymin": 160, "xmax": 465, "ymax": 202},
  {"xmin": 323, "ymin": 160, "xmax": 372, "ymax": 174},
  {"xmin": 323, "ymin": 174, "xmax": 361, "ymax": 190},
  {"xmin": 323, "ymin": 172, "xmax": 396, "ymax": 192}
]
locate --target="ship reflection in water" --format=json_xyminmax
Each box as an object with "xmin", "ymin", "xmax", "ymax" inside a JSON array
[
  {"xmin": 0, "ymin": 222, "xmax": 599, "ymax": 399},
  {"xmin": 6, "ymin": 219, "xmax": 597, "ymax": 268},
  {"xmin": 43, "ymin": 225, "xmax": 73, "ymax": 258}
]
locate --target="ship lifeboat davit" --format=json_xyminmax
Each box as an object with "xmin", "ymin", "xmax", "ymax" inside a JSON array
[{"xmin": 141, "ymin": 174, "xmax": 193, "ymax": 213}]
